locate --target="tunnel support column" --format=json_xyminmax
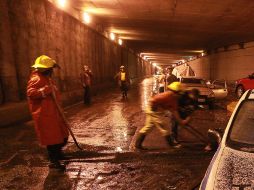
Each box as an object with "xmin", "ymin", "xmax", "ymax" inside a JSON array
[{"xmin": 0, "ymin": 0, "xmax": 20, "ymax": 102}]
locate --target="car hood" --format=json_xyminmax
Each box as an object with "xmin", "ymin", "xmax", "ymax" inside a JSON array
[
  {"xmin": 214, "ymin": 146, "xmax": 254, "ymax": 189},
  {"xmin": 185, "ymin": 84, "xmax": 212, "ymax": 96}
]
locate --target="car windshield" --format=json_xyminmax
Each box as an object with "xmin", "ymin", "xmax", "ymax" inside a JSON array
[
  {"xmin": 227, "ymin": 100, "xmax": 254, "ymax": 151},
  {"xmin": 181, "ymin": 78, "xmax": 206, "ymax": 85}
]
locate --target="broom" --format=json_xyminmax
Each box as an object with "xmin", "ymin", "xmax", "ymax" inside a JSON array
[{"xmin": 50, "ymin": 80, "xmax": 83, "ymax": 150}]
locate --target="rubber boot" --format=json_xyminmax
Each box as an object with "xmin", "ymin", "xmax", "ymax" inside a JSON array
[
  {"xmin": 171, "ymin": 122, "xmax": 179, "ymax": 143},
  {"xmin": 135, "ymin": 133, "xmax": 147, "ymax": 150},
  {"xmin": 47, "ymin": 145, "xmax": 66, "ymax": 171},
  {"xmin": 165, "ymin": 135, "xmax": 181, "ymax": 148}
]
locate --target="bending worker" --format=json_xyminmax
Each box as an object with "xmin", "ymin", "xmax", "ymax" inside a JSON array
[
  {"xmin": 171, "ymin": 88, "xmax": 200, "ymax": 145},
  {"xmin": 135, "ymin": 82, "xmax": 190, "ymax": 150},
  {"xmin": 27, "ymin": 55, "xmax": 69, "ymax": 171}
]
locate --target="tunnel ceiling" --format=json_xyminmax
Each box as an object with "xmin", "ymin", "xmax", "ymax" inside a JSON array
[{"xmin": 60, "ymin": 0, "xmax": 254, "ymax": 66}]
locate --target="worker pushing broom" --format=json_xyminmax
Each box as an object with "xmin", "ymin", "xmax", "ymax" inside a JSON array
[
  {"xmin": 135, "ymin": 82, "xmax": 221, "ymax": 151},
  {"xmin": 27, "ymin": 55, "xmax": 82, "ymax": 171}
]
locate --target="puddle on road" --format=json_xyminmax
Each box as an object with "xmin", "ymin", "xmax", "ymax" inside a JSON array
[
  {"xmin": 0, "ymin": 78, "xmax": 233, "ymax": 190},
  {"xmin": 64, "ymin": 80, "xmax": 152, "ymax": 153}
]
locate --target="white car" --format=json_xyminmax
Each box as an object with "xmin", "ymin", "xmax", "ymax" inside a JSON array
[
  {"xmin": 179, "ymin": 77, "xmax": 216, "ymax": 109},
  {"xmin": 208, "ymin": 79, "xmax": 228, "ymax": 99},
  {"xmin": 199, "ymin": 89, "xmax": 254, "ymax": 190},
  {"xmin": 180, "ymin": 77, "xmax": 228, "ymax": 109}
]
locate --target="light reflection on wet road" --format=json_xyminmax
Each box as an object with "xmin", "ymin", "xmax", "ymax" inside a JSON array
[
  {"xmin": 65, "ymin": 78, "xmax": 153, "ymax": 153},
  {"xmin": 0, "ymin": 77, "xmax": 233, "ymax": 190},
  {"xmin": 61, "ymin": 78, "xmax": 230, "ymax": 190}
]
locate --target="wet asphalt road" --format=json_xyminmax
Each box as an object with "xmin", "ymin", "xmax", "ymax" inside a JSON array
[{"xmin": 0, "ymin": 78, "xmax": 234, "ymax": 190}]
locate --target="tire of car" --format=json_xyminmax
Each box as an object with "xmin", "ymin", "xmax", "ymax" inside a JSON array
[{"xmin": 236, "ymin": 85, "xmax": 244, "ymax": 99}]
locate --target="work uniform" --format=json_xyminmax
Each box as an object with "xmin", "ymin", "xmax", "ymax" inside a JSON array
[
  {"xmin": 171, "ymin": 91, "xmax": 197, "ymax": 142},
  {"xmin": 27, "ymin": 71, "xmax": 69, "ymax": 163},
  {"xmin": 80, "ymin": 69, "xmax": 93, "ymax": 105},
  {"xmin": 135, "ymin": 81, "xmax": 188, "ymax": 150},
  {"xmin": 139, "ymin": 91, "xmax": 178, "ymax": 136},
  {"xmin": 115, "ymin": 70, "xmax": 129, "ymax": 98}
]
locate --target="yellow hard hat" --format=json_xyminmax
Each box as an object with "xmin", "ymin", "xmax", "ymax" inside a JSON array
[
  {"xmin": 32, "ymin": 55, "xmax": 57, "ymax": 69},
  {"xmin": 120, "ymin": 65, "xmax": 125, "ymax": 69},
  {"xmin": 167, "ymin": 82, "xmax": 185, "ymax": 92}
]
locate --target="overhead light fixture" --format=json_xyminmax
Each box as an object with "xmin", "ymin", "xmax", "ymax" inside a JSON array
[
  {"xmin": 56, "ymin": 0, "xmax": 67, "ymax": 9},
  {"xmin": 118, "ymin": 39, "xmax": 123, "ymax": 45},
  {"xmin": 110, "ymin": 33, "xmax": 115, "ymax": 41},
  {"xmin": 83, "ymin": 12, "xmax": 91, "ymax": 24},
  {"xmin": 144, "ymin": 56, "xmax": 148, "ymax": 60}
]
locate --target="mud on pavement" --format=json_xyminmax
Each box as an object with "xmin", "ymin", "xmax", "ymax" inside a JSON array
[{"xmin": 0, "ymin": 78, "xmax": 233, "ymax": 190}]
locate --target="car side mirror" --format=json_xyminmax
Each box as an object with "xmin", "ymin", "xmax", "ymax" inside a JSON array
[{"xmin": 206, "ymin": 129, "xmax": 223, "ymax": 151}]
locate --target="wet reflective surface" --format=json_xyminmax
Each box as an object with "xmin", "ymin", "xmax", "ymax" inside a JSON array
[{"xmin": 0, "ymin": 78, "xmax": 236, "ymax": 189}]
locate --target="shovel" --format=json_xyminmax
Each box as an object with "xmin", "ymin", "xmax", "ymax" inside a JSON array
[
  {"xmin": 183, "ymin": 124, "xmax": 208, "ymax": 144},
  {"xmin": 183, "ymin": 124, "xmax": 222, "ymax": 150},
  {"xmin": 50, "ymin": 80, "xmax": 83, "ymax": 150}
]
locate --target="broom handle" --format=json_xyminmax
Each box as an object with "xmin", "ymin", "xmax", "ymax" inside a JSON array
[
  {"xmin": 186, "ymin": 124, "xmax": 207, "ymax": 141},
  {"xmin": 183, "ymin": 124, "xmax": 208, "ymax": 144},
  {"xmin": 49, "ymin": 80, "xmax": 83, "ymax": 150}
]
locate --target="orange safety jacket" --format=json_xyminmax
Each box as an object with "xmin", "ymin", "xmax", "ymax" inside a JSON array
[{"xmin": 27, "ymin": 71, "xmax": 69, "ymax": 146}]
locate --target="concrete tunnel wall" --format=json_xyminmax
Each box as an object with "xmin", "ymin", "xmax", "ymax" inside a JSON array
[
  {"xmin": 188, "ymin": 41, "xmax": 254, "ymax": 85},
  {"xmin": 0, "ymin": 0, "xmax": 152, "ymax": 106}
]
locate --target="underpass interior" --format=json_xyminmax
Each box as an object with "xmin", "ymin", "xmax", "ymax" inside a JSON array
[{"xmin": 1, "ymin": 0, "xmax": 254, "ymax": 189}]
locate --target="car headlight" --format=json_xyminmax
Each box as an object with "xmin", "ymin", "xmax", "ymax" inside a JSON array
[{"xmin": 208, "ymin": 92, "xmax": 215, "ymax": 98}]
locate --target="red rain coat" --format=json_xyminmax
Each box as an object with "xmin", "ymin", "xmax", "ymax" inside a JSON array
[{"xmin": 27, "ymin": 71, "xmax": 69, "ymax": 146}]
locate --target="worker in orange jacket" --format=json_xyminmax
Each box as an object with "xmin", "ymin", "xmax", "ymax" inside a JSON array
[
  {"xmin": 135, "ymin": 82, "xmax": 190, "ymax": 150},
  {"xmin": 27, "ymin": 55, "xmax": 69, "ymax": 171}
]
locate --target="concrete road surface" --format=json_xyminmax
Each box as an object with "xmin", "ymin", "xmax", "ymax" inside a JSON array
[{"xmin": 0, "ymin": 78, "xmax": 234, "ymax": 190}]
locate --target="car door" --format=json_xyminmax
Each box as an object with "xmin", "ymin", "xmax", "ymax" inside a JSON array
[{"xmin": 210, "ymin": 80, "xmax": 228, "ymax": 99}]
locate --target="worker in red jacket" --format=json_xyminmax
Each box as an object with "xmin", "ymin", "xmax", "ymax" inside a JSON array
[
  {"xmin": 135, "ymin": 82, "xmax": 190, "ymax": 150},
  {"xmin": 27, "ymin": 55, "xmax": 69, "ymax": 170},
  {"xmin": 80, "ymin": 65, "xmax": 93, "ymax": 105}
]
